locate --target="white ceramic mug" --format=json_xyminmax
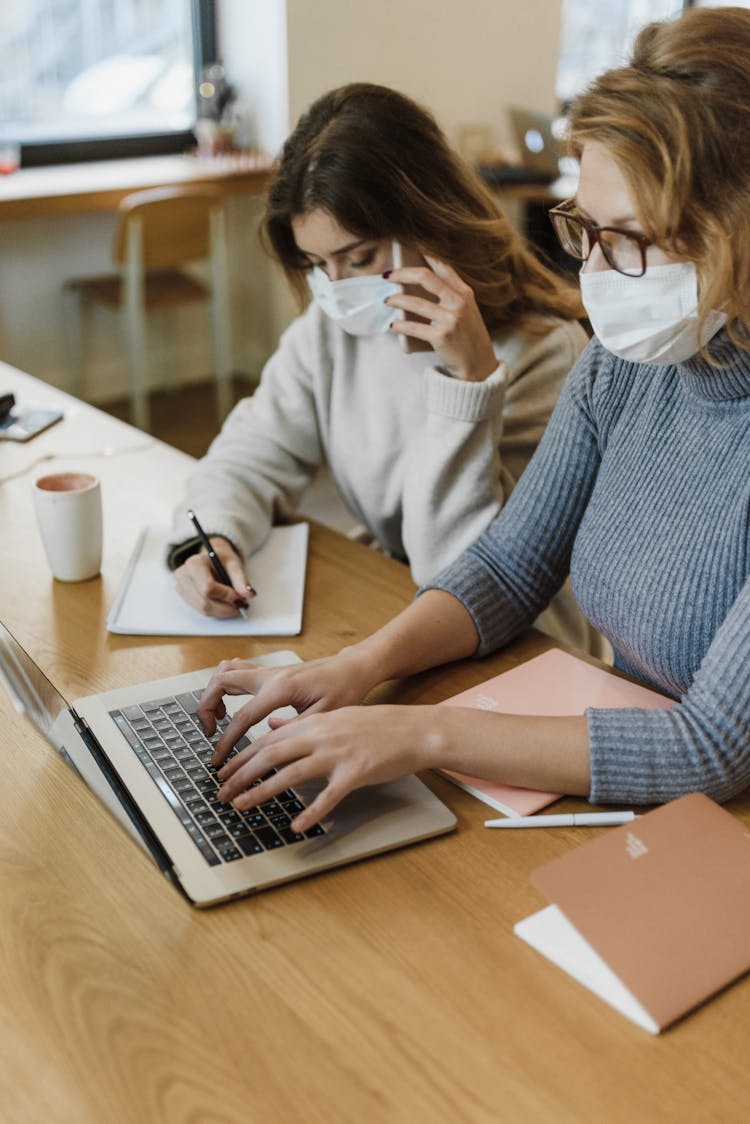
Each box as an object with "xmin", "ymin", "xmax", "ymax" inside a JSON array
[{"xmin": 32, "ymin": 472, "xmax": 103, "ymax": 582}]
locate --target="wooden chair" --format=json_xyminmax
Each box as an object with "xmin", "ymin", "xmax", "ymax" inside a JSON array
[{"xmin": 63, "ymin": 186, "xmax": 232, "ymax": 432}]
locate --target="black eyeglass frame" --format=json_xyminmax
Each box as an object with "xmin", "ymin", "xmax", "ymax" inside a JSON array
[{"xmin": 548, "ymin": 197, "xmax": 652, "ymax": 278}]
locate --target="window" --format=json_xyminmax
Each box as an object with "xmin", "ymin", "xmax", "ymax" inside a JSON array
[
  {"xmin": 0, "ymin": 0, "xmax": 217, "ymax": 165},
  {"xmin": 556, "ymin": 0, "xmax": 683, "ymax": 106},
  {"xmin": 556, "ymin": 1, "xmax": 750, "ymax": 106}
]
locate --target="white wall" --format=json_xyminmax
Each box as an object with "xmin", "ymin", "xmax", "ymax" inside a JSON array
[
  {"xmin": 218, "ymin": 0, "xmax": 289, "ymax": 156},
  {"xmin": 0, "ymin": 0, "xmax": 562, "ymax": 403},
  {"xmin": 284, "ymin": 0, "xmax": 563, "ymax": 158},
  {"xmin": 218, "ymin": 0, "xmax": 296, "ymax": 344},
  {"xmin": 221, "ymin": 0, "xmax": 563, "ymax": 159}
]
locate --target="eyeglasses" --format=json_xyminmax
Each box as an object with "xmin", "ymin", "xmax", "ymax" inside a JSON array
[{"xmin": 548, "ymin": 198, "xmax": 651, "ymax": 277}]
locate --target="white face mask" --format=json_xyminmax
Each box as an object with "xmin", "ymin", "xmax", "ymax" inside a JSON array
[
  {"xmin": 580, "ymin": 261, "xmax": 726, "ymax": 365},
  {"xmin": 306, "ymin": 265, "xmax": 400, "ymax": 337}
]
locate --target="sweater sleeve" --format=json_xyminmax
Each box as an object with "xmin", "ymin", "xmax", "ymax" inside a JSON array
[
  {"xmin": 169, "ymin": 310, "xmax": 325, "ymax": 561},
  {"xmin": 401, "ymin": 320, "xmax": 586, "ymax": 586},
  {"xmin": 424, "ymin": 337, "xmax": 605, "ymax": 652},
  {"xmin": 588, "ymin": 574, "xmax": 750, "ymax": 805}
]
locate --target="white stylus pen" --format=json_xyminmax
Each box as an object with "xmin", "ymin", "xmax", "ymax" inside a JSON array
[{"xmin": 484, "ymin": 811, "xmax": 638, "ymax": 828}]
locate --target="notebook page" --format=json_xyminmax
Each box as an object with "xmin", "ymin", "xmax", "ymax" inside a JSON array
[
  {"xmin": 107, "ymin": 523, "xmax": 308, "ymax": 636},
  {"xmin": 515, "ymin": 905, "xmax": 660, "ymax": 1034}
]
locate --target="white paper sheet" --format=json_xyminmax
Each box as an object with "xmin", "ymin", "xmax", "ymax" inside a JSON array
[
  {"xmin": 107, "ymin": 523, "xmax": 309, "ymax": 636},
  {"xmin": 514, "ymin": 905, "xmax": 659, "ymax": 1034}
]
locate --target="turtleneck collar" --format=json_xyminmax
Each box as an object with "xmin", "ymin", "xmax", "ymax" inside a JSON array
[{"xmin": 681, "ymin": 328, "xmax": 750, "ymax": 402}]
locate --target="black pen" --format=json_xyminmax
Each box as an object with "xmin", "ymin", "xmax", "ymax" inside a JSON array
[{"xmin": 187, "ymin": 509, "xmax": 250, "ymax": 617}]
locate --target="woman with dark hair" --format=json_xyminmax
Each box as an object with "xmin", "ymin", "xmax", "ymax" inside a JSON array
[
  {"xmin": 198, "ymin": 7, "xmax": 750, "ymax": 832},
  {"xmin": 170, "ymin": 82, "xmax": 594, "ymax": 651}
]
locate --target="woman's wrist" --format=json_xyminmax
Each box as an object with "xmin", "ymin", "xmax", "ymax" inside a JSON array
[
  {"xmin": 338, "ymin": 638, "xmax": 393, "ymax": 698},
  {"xmin": 413, "ymin": 704, "xmax": 453, "ymax": 772},
  {"xmin": 446, "ymin": 351, "xmax": 500, "ymax": 382},
  {"xmin": 338, "ymin": 592, "xmax": 478, "ymax": 700},
  {"xmin": 207, "ymin": 534, "xmax": 243, "ymax": 560}
]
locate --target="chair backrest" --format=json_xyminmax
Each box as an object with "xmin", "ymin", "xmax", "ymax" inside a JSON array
[{"xmin": 113, "ymin": 186, "xmax": 224, "ymax": 270}]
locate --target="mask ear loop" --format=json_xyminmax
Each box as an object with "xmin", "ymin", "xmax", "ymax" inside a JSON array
[{"xmin": 391, "ymin": 240, "xmax": 409, "ymax": 354}]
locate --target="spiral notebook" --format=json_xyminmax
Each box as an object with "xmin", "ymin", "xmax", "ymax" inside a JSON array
[{"xmin": 107, "ymin": 523, "xmax": 309, "ymax": 636}]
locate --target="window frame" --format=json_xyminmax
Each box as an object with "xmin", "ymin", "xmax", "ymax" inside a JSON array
[{"xmin": 16, "ymin": 0, "xmax": 217, "ymax": 168}]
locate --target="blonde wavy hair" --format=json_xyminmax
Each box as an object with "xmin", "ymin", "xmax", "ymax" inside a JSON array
[
  {"xmin": 567, "ymin": 5, "xmax": 750, "ymax": 354},
  {"xmin": 262, "ymin": 83, "xmax": 582, "ymax": 335}
]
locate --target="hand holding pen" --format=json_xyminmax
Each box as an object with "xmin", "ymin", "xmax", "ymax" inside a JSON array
[{"xmin": 174, "ymin": 509, "xmax": 257, "ymax": 619}]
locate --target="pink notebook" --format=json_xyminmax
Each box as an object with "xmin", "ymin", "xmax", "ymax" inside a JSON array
[
  {"xmin": 438, "ymin": 648, "xmax": 674, "ymax": 816},
  {"xmin": 516, "ymin": 793, "xmax": 750, "ymax": 1033}
]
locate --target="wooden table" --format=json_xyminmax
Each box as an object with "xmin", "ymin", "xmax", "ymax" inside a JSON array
[
  {"xmin": 1, "ymin": 364, "xmax": 749, "ymax": 1124},
  {"xmin": 0, "ymin": 153, "xmax": 272, "ymax": 221}
]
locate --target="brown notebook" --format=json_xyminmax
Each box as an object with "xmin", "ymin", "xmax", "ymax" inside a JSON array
[{"xmin": 515, "ymin": 793, "xmax": 750, "ymax": 1032}]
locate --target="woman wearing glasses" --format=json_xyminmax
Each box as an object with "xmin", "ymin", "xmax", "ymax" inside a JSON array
[{"xmin": 201, "ymin": 6, "xmax": 750, "ymax": 831}]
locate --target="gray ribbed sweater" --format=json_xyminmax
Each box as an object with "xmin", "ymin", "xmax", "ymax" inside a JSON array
[{"xmin": 428, "ymin": 332, "xmax": 750, "ymax": 805}]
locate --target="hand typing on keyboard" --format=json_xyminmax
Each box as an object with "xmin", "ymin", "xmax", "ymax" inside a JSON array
[
  {"xmin": 198, "ymin": 652, "xmax": 378, "ymax": 763},
  {"xmin": 214, "ymin": 703, "xmax": 442, "ymax": 834},
  {"xmin": 196, "ymin": 650, "xmax": 405, "ymax": 831},
  {"xmin": 111, "ymin": 688, "xmax": 326, "ymax": 865}
]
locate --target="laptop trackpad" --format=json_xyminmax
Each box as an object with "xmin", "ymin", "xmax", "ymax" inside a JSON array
[{"xmin": 294, "ymin": 775, "xmax": 446, "ymax": 853}]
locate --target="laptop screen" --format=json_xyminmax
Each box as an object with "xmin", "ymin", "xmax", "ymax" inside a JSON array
[
  {"xmin": 0, "ymin": 618, "xmax": 165, "ymax": 855},
  {"xmin": 508, "ymin": 107, "xmax": 561, "ymax": 179},
  {"xmin": 0, "ymin": 619, "xmax": 71, "ymax": 753}
]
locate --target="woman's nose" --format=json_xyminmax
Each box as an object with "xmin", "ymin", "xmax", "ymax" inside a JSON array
[{"xmin": 582, "ymin": 241, "xmax": 610, "ymax": 274}]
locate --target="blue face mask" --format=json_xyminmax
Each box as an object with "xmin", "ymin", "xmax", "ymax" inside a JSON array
[{"xmin": 306, "ymin": 265, "xmax": 401, "ymax": 337}]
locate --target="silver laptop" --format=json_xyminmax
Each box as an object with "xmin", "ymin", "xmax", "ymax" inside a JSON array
[
  {"xmin": 0, "ymin": 620, "xmax": 456, "ymax": 907},
  {"xmin": 508, "ymin": 107, "xmax": 562, "ymax": 181}
]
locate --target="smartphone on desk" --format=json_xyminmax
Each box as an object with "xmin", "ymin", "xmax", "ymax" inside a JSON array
[
  {"xmin": 0, "ymin": 406, "xmax": 63, "ymax": 442},
  {"xmin": 391, "ymin": 242, "xmax": 436, "ymax": 355}
]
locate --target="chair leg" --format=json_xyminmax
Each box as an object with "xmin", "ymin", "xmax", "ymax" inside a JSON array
[
  {"xmin": 122, "ymin": 217, "xmax": 151, "ymax": 432},
  {"xmin": 209, "ymin": 209, "xmax": 233, "ymax": 423},
  {"xmin": 62, "ymin": 285, "xmax": 86, "ymax": 400},
  {"xmin": 123, "ymin": 294, "xmax": 150, "ymax": 432},
  {"xmin": 211, "ymin": 296, "xmax": 233, "ymax": 422},
  {"xmin": 161, "ymin": 307, "xmax": 180, "ymax": 394}
]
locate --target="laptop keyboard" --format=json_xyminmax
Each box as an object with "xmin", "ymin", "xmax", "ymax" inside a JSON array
[{"xmin": 109, "ymin": 689, "xmax": 324, "ymax": 866}]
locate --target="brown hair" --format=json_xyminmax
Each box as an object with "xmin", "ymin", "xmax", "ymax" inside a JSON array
[
  {"xmin": 262, "ymin": 83, "xmax": 582, "ymax": 334},
  {"xmin": 567, "ymin": 5, "xmax": 750, "ymax": 351}
]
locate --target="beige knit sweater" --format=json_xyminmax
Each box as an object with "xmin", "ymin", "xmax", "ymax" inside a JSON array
[{"xmin": 171, "ymin": 302, "xmax": 601, "ymax": 653}]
